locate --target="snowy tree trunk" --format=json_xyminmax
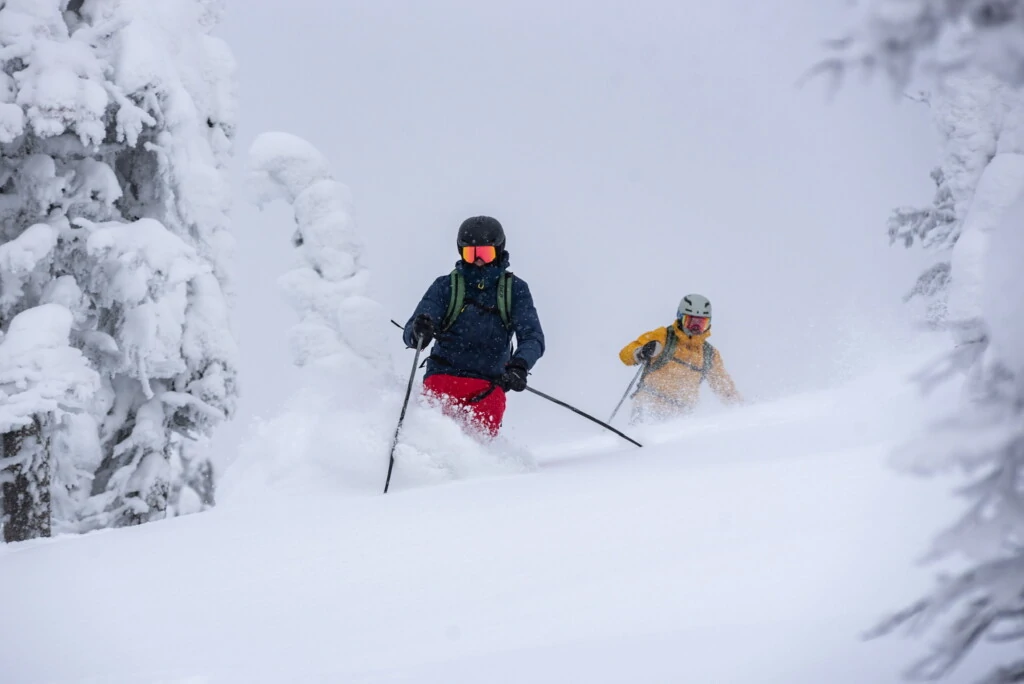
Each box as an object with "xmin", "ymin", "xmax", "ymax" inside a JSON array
[
  {"xmin": 0, "ymin": 304, "xmax": 98, "ymax": 541},
  {"xmin": 1, "ymin": 417, "xmax": 50, "ymax": 542}
]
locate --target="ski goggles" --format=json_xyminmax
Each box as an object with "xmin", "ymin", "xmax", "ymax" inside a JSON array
[
  {"xmin": 461, "ymin": 245, "xmax": 499, "ymax": 264},
  {"xmin": 681, "ymin": 314, "xmax": 710, "ymax": 333}
]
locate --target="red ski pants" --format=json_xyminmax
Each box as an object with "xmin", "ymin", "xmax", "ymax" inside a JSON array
[{"xmin": 423, "ymin": 374, "xmax": 506, "ymax": 437}]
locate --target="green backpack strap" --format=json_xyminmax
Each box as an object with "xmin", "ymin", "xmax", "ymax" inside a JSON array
[
  {"xmin": 441, "ymin": 270, "xmax": 465, "ymax": 332},
  {"xmin": 497, "ymin": 271, "xmax": 514, "ymax": 330},
  {"xmin": 441, "ymin": 270, "xmax": 514, "ymax": 331}
]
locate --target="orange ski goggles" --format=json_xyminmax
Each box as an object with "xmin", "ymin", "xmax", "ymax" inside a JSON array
[
  {"xmin": 681, "ymin": 314, "xmax": 710, "ymax": 333},
  {"xmin": 461, "ymin": 245, "xmax": 499, "ymax": 264}
]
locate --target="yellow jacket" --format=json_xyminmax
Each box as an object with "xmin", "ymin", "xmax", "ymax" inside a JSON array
[{"xmin": 619, "ymin": 323, "xmax": 741, "ymax": 410}]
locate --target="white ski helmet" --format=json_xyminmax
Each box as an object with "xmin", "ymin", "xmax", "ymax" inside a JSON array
[{"xmin": 677, "ymin": 293, "xmax": 711, "ymax": 320}]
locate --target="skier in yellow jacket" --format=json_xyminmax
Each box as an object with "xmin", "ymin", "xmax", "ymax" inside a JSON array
[{"xmin": 619, "ymin": 294, "xmax": 742, "ymax": 423}]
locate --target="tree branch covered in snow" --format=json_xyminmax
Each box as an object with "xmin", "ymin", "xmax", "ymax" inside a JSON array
[
  {"xmin": 868, "ymin": 553, "xmax": 1024, "ymax": 678},
  {"xmin": 0, "ymin": 0, "xmax": 239, "ymax": 536},
  {"xmin": 873, "ymin": 364, "xmax": 1024, "ymax": 679},
  {"xmin": 889, "ymin": 167, "xmax": 957, "ymax": 251},
  {"xmin": 815, "ymin": 0, "xmax": 1024, "ymax": 88}
]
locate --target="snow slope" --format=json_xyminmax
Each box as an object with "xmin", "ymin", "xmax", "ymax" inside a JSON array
[{"xmin": 0, "ymin": 350, "xmax": 995, "ymax": 683}]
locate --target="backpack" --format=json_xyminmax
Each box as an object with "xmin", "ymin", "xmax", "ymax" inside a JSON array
[
  {"xmin": 646, "ymin": 326, "xmax": 714, "ymax": 381},
  {"xmin": 440, "ymin": 269, "xmax": 514, "ymax": 332}
]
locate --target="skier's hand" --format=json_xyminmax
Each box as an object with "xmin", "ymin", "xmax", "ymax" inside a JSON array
[
  {"xmin": 412, "ymin": 314, "xmax": 434, "ymax": 348},
  {"xmin": 635, "ymin": 340, "xmax": 660, "ymax": 363},
  {"xmin": 500, "ymin": 359, "xmax": 529, "ymax": 392}
]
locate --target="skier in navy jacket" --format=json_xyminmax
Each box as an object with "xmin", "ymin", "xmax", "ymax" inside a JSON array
[{"xmin": 403, "ymin": 216, "xmax": 545, "ymax": 437}]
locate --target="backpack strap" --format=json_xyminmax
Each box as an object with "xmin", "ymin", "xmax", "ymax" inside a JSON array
[
  {"xmin": 441, "ymin": 269, "xmax": 514, "ymax": 332},
  {"xmin": 497, "ymin": 271, "xmax": 514, "ymax": 330},
  {"xmin": 441, "ymin": 270, "xmax": 465, "ymax": 332},
  {"xmin": 646, "ymin": 329, "xmax": 714, "ymax": 380},
  {"xmin": 701, "ymin": 341, "xmax": 714, "ymax": 382}
]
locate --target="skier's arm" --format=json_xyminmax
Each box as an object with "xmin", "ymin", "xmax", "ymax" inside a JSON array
[
  {"xmin": 510, "ymin": 277, "xmax": 545, "ymax": 369},
  {"xmin": 619, "ymin": 328, "xmax": 667, "ymax": 366},
  {"xmin": 403, "ymin": 277, "xmax": 448, "ymax": 348},
  {"xmin": 707, "ymin": 348, "xmax": 742, "ymax": 404}
]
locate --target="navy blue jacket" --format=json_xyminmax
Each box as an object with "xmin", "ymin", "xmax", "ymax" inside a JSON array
[{"xmin": 403, "ymin": 253, "xmax": 545, "ymax": 381}]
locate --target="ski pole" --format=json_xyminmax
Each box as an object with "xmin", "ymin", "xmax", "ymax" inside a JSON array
[
  {"xmin": 384, "ymin": 335, "xmax": 424, "ymax": 494},
  {"xmin": 388, "ymin": 319, "xmax": 640, "ymax": 447},
  {"xmin": 608, "ymin": 362, "xmax": 646, "ymax": 424},
  {"xmin": 525, "ymin": 386, "xmax": 642, "ymax": 448}
]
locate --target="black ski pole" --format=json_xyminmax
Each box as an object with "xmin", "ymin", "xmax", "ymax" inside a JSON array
[
  {"xmin": 388, "ymin": 319, "xmax": 640, "ymax": 447},
  {"xmin": 384, "ymin": 335, "xmax": 423, "ymax": 494},
  {"xmin": 525, "ymin": 386, "xmax": 642, "ymax": 448},
  {"xmin": 608, "ymin": 362, "xmax": 646, "ymax": 424}
]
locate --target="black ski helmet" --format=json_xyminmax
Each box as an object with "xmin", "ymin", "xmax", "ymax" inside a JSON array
[{"xmin": 457, "ymin": 215, "xmax": 505, "ymax": 252}]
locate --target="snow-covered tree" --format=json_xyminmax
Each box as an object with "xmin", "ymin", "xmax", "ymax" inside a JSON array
[
  {"xmin": 0, "ymin": 0, "xmax": 238, "ymax": 535},
  {"xmin": 248, "ymin": 132, "xmax": 390, "ymax": 378},
  {"xmin": 823, "ymin": 2, "xmax": 1024, "ymax": 681},
  {"xmin": 73, "ymin": 217, "xmax": 230, "ymax": 528},
  {"xmin": 868, "ymin": 188, "xmax": 1024, "ymax": 683}
]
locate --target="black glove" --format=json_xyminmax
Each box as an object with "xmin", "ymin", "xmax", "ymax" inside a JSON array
[
  {"xmin": 636, "ymin": 340, "xmax": 659, "ymax": 362},
  {"xmin": 411, "ymin": 314, "xmax": 434, "ymax": 348},
  {"xmin": 500, "ymin": 358, "xmax": 529, "ymax": 392}
]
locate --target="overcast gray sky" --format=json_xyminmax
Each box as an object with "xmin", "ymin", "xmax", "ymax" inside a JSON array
[{"xmin": 216, "ymin": 1, "xmax": 940, "ymax": 457}]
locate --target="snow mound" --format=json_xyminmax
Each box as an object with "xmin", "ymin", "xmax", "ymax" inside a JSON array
[{"xmin": 220, "ymin": 365, "xmax": 535, "ymax": 504}]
